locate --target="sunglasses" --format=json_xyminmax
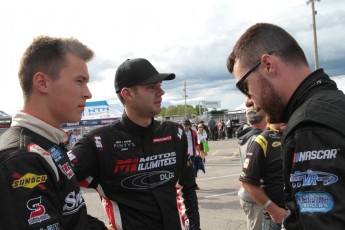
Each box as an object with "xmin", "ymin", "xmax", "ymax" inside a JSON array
[{"xmin": 236, "ymin": 52, "xmax": 273, "ymax": 97}]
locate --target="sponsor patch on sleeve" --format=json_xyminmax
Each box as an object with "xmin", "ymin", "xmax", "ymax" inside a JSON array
[
  {"xmin": 27, "ymin": 196, "xmax": 51, "ymax": 225},
  {"xmin": 243, "ymin": 158, "xmax": 250, "ymax": 169},
  {"xmin": 48, "ymin": 146, "xmax": 64, "ymax": 163}
]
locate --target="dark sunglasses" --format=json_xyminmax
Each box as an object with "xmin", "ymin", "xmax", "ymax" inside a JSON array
[{"xmin": 236, "ymin": 52, "xmax": 273, "ymax": 97}]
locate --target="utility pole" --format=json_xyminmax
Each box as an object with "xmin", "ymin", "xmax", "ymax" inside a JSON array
[
  {"xmin": 307, "ymin": 0, "xmax": 320, "ymax": 70},
  {"xmin": 183, "ymin": 81, "xmax": 187, "ymax": 119}
]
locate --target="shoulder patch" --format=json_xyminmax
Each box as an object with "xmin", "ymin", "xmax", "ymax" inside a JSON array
[
  {"xmin": 255, "ymin": 135, "xmax": 268, "ymax": 157},
  {"xmin": 27, "ymin": 144, "xmax": 59, "ymax": 181}
]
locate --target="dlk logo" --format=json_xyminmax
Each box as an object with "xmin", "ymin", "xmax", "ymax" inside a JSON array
[{"xmin": 121, "ymin": 171, "xmax": 175, "ymax": 189}]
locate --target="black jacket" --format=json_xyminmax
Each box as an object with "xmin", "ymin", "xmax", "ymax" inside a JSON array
[
  {"xmin": 282, "ymin": 69, "xmax": 345, "ymax": 229},
  {"xmin": 70, "ymin": 113, "xmax": 200, "ymax": 230},
  {"xmin": 0, "ymin": 112, "xmax": 104, "ymax": 230},
  {"xmin": 236, "ymin": 125, "xmax": 263, "ymax": 202}
]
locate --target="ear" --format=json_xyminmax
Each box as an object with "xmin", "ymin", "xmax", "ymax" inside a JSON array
[
  {"xmin": 120, "ymin": 88, "xmax": 133, "ymax": 101},
  {"xmin": 32, "ymin": 72, "xmax": 49, "ymax": 94},
  {"xmin": 261, "ymin": 54, "xmax": 275, "ymax": 75}
]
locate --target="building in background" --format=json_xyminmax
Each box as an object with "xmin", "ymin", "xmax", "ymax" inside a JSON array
[{"xmin": 61, "ymin": 100, "xmax": 122, "ymax": 135}]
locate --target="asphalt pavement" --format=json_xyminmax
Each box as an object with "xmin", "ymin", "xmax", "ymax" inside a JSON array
[{"xmin": 82, "ymin": 138, "xmax": 247, "ymax": 230}]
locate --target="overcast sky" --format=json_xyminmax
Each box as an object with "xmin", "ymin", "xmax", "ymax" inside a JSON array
[{"xmin": 1, "ymin": 0, "xmax": 345, "ymax": 115}]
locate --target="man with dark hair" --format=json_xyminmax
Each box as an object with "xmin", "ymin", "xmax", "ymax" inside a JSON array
[
  {"xmin": 236, "ymin": 106, "xmax": 267, "ymax": 230},
  {"xmin": 227, "ymin": 22, "xmax": 345, "ymax": 229},
  {"xmin": 70, "ymin": 58, "xmax": 200, "ymax": 230},
  {"xmin": 0, "ymin": 36, "xmax": 106, "ymax": 229}
]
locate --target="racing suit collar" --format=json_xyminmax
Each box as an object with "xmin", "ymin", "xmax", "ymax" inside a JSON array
[
  {"xmin": 11, "ymin": 111, "xmax": 69, "ymax": 144},
  {"xmin": 121, "ymin": 112, "xmax": 154, "ymax": 135},
  {"xmin": 281, "ymin": 69, "xmax": 338, "ymax": 123}
]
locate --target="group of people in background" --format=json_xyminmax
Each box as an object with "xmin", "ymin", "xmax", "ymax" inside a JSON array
[
  {"xmin": 207, "ymin": 116, "xmax": 236, "ymax": 141},
  {"xmin": 0, "ymin": 21, "xmax": 345, "ymax": 230}
]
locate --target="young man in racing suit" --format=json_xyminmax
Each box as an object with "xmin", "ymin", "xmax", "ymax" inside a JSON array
[
  {"xmin": 227, "ymin": 22, "xmax": 345, "ymax": 229},
  {"xmin": 0, "ymin": 36, "xmax": 106, "ymax": 229},
  {"xmin": 70, "ymin": 58, "xmax": 200, "ymax": 230}
]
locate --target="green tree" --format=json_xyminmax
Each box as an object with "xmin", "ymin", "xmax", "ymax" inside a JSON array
[
  {"xmin": 157, "ymin": 104, "xmax": 198, "ymax": 117},
  {"xmin": 194, "ymin": 105, "xmax": 208, "ymax": 115}
]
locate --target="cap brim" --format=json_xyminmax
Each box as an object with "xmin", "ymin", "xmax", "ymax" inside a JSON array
[{"xmin": 139, "ymin": 73, "xmax": 175, "ymax": 85}]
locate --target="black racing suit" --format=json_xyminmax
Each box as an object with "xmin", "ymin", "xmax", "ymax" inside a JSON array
[
  {"xmin": 70, "ymin": 113, "xmax": 200, "ymax": 230},
  {"xmin": 0, "ymin": 112, "xmax": 105, "ymax": 230},
  {"xmin": 236, "ymin": 125, "xmax": 263, "ymax": 203},
  {"xmin": 281, "ymin": 69, "xmax": 345, "ymax": 229},
  {"xmin": 239, "ymin": 126, "xmax": 285, "ymax": 212}
]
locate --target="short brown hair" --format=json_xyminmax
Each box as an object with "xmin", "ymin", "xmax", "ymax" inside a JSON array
[
  {"xmin": 226, "ymin": 23, "xmax": 308, "ymax": 74},
  {"xmin": 18, "ymin": 36, "xmax": 94, "ymax": 100}
]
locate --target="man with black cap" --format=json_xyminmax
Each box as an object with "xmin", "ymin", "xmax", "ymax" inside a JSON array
[{"xmin": 70, "ymin": 58, "xmax": 200, "ymax": 230}]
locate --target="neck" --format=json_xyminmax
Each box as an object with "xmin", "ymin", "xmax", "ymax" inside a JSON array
[{"xmin": 125, "ymin": 108, "xmax": 152, "ymax": 127}]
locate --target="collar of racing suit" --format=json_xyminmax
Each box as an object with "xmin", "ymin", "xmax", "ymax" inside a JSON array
[
  {"xmin": 120, "ymin": 112, "xmax": 155, "ymax": 136},
  {"xmin": 11, "ymin": 111, "xmax": 69, "ymax": 144},
  {"xmin": 281, "ymin": 68, "xmax": 338, "ymax": 123}
]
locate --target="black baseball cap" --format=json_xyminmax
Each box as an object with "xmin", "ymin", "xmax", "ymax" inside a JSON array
[{"xmin": 114, "ymin": 58, "xmax": 176, "ymax": 93}]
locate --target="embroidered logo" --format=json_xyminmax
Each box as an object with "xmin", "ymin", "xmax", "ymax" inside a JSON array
[
  {"xmin": 295, "ymin": 191, "xmax": 334, "ymax": 213},
  {"xmin": 12, "ymin": 173, "xmax": 47, "ymax": 189},
  {"xmin": 27, "ymin": 196, "xmax": 51, "ymax": 225}
]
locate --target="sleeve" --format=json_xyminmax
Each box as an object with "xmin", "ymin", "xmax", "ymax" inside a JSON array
[
  {"xmin": 239, "ymin": 134, "xmax": 265, "ymax": 186},
  {"xmin": 178, "ymin": 129, "xmax": 200, "ymax": 230},
  {"xmin": 70, "ymin": 135, "xmax": 100, "ymax": 188},
  {"xmin": 283, "ymin": 124, "xmax": 345, "ymax": 229},
  {"xmin": 0, "ymin": 153, "xmax": 65, "ymax": 230}
]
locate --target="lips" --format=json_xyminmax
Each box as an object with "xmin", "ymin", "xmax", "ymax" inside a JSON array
[{"xmin": 77, "ymin": 105, "xmax": 86, "ymax": 112}]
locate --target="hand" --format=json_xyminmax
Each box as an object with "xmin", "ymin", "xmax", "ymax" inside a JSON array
[
  {"xmin": 267, "ymin": 203, "xmax": 286, "ymax": 224},
  {"xmin": 107, "ymin": 224, "xmax": 115, "ymax": 230}
]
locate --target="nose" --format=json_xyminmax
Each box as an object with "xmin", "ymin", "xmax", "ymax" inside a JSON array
[
  {"xmin": 245, "ymin": 96, "xmax": 253, "ymax": 107},
  {"xmin": 84, "ymin": 85, "xmax": 92, "ymax": 99},
  {"xmin": 158, "ymin": 86, "xmax": 165, "ymax": 96}
]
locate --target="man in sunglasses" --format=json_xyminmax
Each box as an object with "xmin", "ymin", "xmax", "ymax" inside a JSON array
[{"xmin": 227, "ymin": 23, "xmax": 345, "ymax": 229}]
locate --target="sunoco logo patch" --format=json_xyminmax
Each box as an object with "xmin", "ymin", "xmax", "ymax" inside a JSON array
[{"xmin": 12, "ymin": 173, "xmax": 47, "ymax": 189}]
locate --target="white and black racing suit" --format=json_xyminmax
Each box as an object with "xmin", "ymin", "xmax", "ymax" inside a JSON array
[
  {"xmin": 70, "ymin": 113, "xmax": 200, "ymax": 230},
  {"xmin": 0, "ymin": 112, "xmax": 105, "ymax": 230}
]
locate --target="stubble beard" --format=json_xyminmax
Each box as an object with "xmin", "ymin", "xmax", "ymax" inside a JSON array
[{"xmin": 259, "ymin": 77, "xmax": 285, "ymax": 123}]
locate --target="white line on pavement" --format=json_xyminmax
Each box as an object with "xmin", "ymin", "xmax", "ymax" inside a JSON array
[
  {"xmin": 204, "ymin": 191, "xmax": 238, "ymax": 198},
  {"xmin": 197, "ymin": 174, "xmax": 240, "ymax": 181}
]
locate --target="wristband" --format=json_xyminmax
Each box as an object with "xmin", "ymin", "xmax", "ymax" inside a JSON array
[{"xmin": 263, "ymin": 199, "xmax": 272, "ymax": 208}]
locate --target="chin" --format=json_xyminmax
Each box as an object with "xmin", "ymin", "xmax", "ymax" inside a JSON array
[{"xmin": 68, "ymin": 115, "xmax": 82, "ymax": 123}]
